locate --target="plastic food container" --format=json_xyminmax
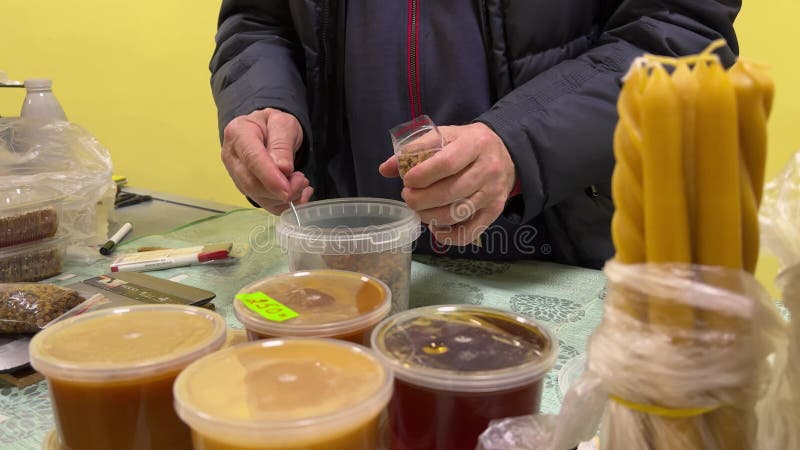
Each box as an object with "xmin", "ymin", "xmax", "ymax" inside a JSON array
[
  {"xmin": 276, "ymin": 198, "xmax": 421, "ymax": 313},
  {"xmin": 0, "ymin": 186, "xmax": 62, "ymax": 248},
  {"xmin": 371, "ymin": 305, "xmax": 557, "ymax": 450},
  {"xmin": 30, "ymin": 305, "xmax": 227, "ymax": 450},
  {"xmin": 0, "ymin": 236, "xmax": 65, "ymax": 282},
  {"xmin": 390, "ymin": 115, "xmax": 444, "ymax": 178},
  {"xmin": 173, "ymin": 338, "xmax": 393, "ymax": 450},
  {"xmin": 234, "ymin": 270, "xmax": 391, "ymax": 345}
]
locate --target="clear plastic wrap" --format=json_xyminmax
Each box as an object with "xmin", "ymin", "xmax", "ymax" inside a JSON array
[
  {"xmin": 756, "ymin": 150, "xmax": 800, "ymax": 449},
  {"xmin": 479, "ymin": 261, "xmax": 787, "ymax": 450},
  {"xmin": 0, "ymin": 118, "xmax": 115, "ymax": 261},
  {"xmin": 0, "ymin": 283, "xmax": 85, "ymax": 333}
]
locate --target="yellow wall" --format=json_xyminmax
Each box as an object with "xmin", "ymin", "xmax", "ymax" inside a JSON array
[
  {"xmin": 736, "ymin": 1, "xmax": 800, "ymax": 293},
  {"xmin": 1, "ymin": 2, "xmax": 797, "ymax": 290},
  {"xmin": 0, "ymin": 0, "xmax": 247, "ymax": 207}
]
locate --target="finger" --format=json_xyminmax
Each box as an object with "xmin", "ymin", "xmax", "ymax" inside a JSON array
[
  {"xmin": 438, "ymin": 126, "xmax": 459, "ymax": 145},
  {"xmin": 264, "ymin": 112, "xmax": 302, "ymax": 175},
  {"xmin": 248, "ymin": 193, "xmax": 292, "ymax": 215},
  {"xmin": 379, "ymin": 155, "xmax": 400, "ymax": 178},
  {"xmin": 233, "ymin": 132, "xmax": 291, "ymax": 200},
  {"xmin": 403, "ymin": 136, "xmax": 481, "ymax": 189},
  {"xmin": 417, "ymin": 192, "xmax": 489, "ymax": 227},
  {"xmin": 225, "ymin": 156, "xmax": 281, "ymax": 203},
  {"xmin": 401, "ymin": 162, "xmax": 486, "ymax": 211},
  {"xmin": 287, "ymin": 171, "xmax": 310, "ymax": 201},
  {"xmin": 430, "ymin": 201, "xmax": 503, "ymax": 246},
  {"xmin": 299, "ymin": 186, "xmax": 314, "ymax": 204}
]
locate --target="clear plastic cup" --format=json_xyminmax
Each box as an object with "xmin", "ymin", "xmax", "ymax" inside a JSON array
[
  {"xmin": 276, "ymin": 198, "xmax": 421, "ymax": 313},
  {"xmin": 29, "ymin": 304, "xmax": 227, "ymax": 450},
  {"xmin": 234, "ymin": 269, "xmax": 391, "ymax": 345},
  {"xmin": 173, "ymin": 338, "xmax": 394, "ymax": 450},
  {"xmin": 371, "ymin": 305, "xmax": 557, "ymax": 450}
]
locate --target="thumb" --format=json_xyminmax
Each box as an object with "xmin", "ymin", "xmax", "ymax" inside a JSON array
[{"xmin": 379, "ymin": 155, "xmax": 400, "ymax": 178}]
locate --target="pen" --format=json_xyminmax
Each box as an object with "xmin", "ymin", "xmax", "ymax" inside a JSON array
[
  {"xmin": 110, "ymin": 250, "xmax": 229, "ymax": 272},
  {"xmin": 116, "ymin": 194, "xmax": 152, "ymax": 209},
  {"xmin": 100, "ymin": 222, "xmax": 133, "ymax": 255}
]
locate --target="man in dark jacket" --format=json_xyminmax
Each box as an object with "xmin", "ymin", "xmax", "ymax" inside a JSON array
[{"xmin": 210, "ymin": 0, "xmax": 740, "ymax": 269}]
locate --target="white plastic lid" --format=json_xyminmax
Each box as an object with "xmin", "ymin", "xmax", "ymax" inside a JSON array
[
  {"xmin": 276, "ymin": 198, "xmax": 422, "ymax": 254},
  {"xmin": 371, "ymin": 305, "xmax": 557, "ymax": 393},
  {"xmin": 24, "ymin": 79, "xmax": 53, "ymax": 91},
  {"xmin": 29, "ymin": 305, "xmax": 227, "ymax": 382},
  {"xmin": 234, "ymin": 270, "xmax": 391, "ymax": 338},
  {"xmin": 173, "ymin": 338, "xmax": 393, "ymax": 445}
]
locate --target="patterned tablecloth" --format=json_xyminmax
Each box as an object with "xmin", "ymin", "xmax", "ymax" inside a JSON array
[{"xmin": 0, "ymin": 209, "xmax": 607, "ymax": 450}]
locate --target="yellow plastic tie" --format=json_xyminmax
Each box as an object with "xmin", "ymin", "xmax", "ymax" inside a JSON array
[{"xmin": 609, "ymin": 395, "xmax": 719, "ymax": 419}]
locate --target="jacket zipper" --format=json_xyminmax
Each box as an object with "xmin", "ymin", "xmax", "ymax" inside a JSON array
[{"xmin": 407, "ymin": 0, "xmax": 422, "ymax": 118}]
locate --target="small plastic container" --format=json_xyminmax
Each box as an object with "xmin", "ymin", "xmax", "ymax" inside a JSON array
[
  {"xmin": 173, "ymin": 338, "xmax": 393, "ymax": 450},
  {"xmin": 234, "ymin": 269, "xmax": 391, "ymax": 345},
  {"xmin": 371, "ymin": 305, "xmax": 557, "ymax": 450},
  {"xmin": 29, "ymin": 305, "xmax": 227, "ymax": 450},
  {"xmin": 0, "ymin": 236, "xmax": 65, "ymax": 282},
  {"xmin": 0, "ymin": 186, "xmax": 62, "ymax": 248},
  {"xmin": 276, "ymin": 198, "xmax": 421, "ymax": 313},
  {"xmin": 390, "ymin": 115, "xmax": 444, "ymax": 178}
]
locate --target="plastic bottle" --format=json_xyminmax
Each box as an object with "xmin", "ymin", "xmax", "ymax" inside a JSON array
[{"xmin": 20, "ymin": 79, "xmax": 67, "ymax": 120}]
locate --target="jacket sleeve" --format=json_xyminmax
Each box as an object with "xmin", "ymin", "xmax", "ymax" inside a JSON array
[
  {"xmin": 210, "ymin": 0, "xmax": 310, "ymax": 143},
  {"xmin": 477, "ymin": 0, "xmax": 741, "ymax": 224}
]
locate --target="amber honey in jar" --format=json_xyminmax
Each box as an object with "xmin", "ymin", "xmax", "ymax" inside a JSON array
[
  {"xmin": 173, "ymin": 338, "xmax": 393, "ymax": 450},
  {"xmin": 371, "ymin": 305, "xmax": 557, "ymax": 450},
  {"xmin": 29, "ymin": 305, "xmax": 227, "ymax": 450},
  {"xmin": 234, "ymin": 270, "xmax": 390, "ymax": 345}
]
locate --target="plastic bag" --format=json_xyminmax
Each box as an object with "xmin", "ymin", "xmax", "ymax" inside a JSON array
[
  {"xmin": 479, "ymin": 261, "xmax": 786, "ymax": 450},
  {"xmin": 756, "ymin": 150, "xmax": 800, "ymax": 450},
  {"xmin": 0, "ymin": 118, "xmax": 115, "ymax": 262},
  {"xmin": 0, "ymin": 283, "xmax": 85, "ymax": 333}
]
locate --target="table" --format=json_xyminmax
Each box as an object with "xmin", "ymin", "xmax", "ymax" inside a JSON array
[
  {"xmin": 0, "ymin": 207, "xmax": 607, "ymax": 449},
  {"xmin": 110, "ymin": 187, "xmax": 240, "ymax": 239}
]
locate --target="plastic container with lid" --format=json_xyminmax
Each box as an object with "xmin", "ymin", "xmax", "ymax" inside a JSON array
[
  {"xmin": 30, "ymin": 304, "xmax": 227, "ymax": 450},
  {"xmin": 371, "ymin": 304, "xmax": 557, "ymax": 450},
  {"xmin": 0, "ymin": 186, "xmax": 62, "ymax": 248},
  {"xmin": 173, "ymin": 338, "xmax": 393, "ymax": 450},
  {"xmin": 234, "ymin": 269, "xmax": 391, "ymax": 345},
  {"xmin": 276, "ymin": 198, "xmax": 421, "ymax": 313},
  {"xmin": 0, "ymin": 236, "xmax": 65, "ymax": 282}
]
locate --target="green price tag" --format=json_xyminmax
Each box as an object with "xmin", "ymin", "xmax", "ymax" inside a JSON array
[{"xmin": 236, "ymin": 292, "xmax": 299, "ymax": 322}]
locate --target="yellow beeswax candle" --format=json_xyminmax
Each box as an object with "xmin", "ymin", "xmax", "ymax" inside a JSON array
[
  {"xmin": 640, "ymin": 65, "xmax": 692, "ymax": 264},
  {"xmin": 730, "ymin": 61, "xmax": 774, "ymax": 273},
  {"xmin": 611, "ymin": 65, "xmax": 647, "ymax": 265},
  {"xmin": 639, "ymin": 63, "xmax": 704, "ymax": 450},
  {"xmin": 671, "ymin": 62, "xmax": 700, "ymax": 253},
  {"xmin": 693, "ymin": 60, "xmax": 742, "ymax": 269}
]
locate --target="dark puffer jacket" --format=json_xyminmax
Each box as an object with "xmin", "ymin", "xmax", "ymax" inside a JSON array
[{"xmin": 210, "ymin": 0, "xmax": 740, "ymax": 268}]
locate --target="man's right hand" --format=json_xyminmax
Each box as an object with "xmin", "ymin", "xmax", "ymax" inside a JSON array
[{"xmin": 221, "ymin": 108, "xmax": 313, "ymax": 215}]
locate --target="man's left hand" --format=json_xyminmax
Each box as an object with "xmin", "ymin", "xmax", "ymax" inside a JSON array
[{"xmin": 379, "ymin": 122, "xmax": 516, "ymax": 246}]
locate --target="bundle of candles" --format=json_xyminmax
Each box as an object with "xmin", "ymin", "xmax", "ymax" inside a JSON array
[
  {"xmin": 478, "ymin": 40, "xmax": 797, "ymax": 450},
  {"xmin": 604, "ymin": 40, "xmax": 775, "ymax": 450}
]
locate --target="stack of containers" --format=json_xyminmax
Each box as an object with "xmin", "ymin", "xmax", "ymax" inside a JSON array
[{"xmin": 0, "ymin": 186, "xmax": 66, "ymax": 282}]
